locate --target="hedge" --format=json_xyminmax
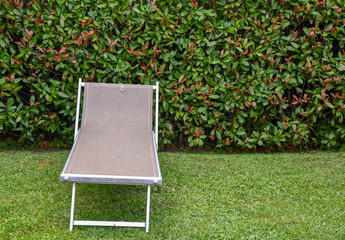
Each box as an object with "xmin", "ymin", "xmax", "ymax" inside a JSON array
[{"xmin": 0, "ymin": 0, "xmax": 345, "ymax": 149}]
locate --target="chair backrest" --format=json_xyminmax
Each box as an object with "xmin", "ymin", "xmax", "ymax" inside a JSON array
[{"xmin": 81, "ymin": 83, "xmax": 153, "ymax": 133}]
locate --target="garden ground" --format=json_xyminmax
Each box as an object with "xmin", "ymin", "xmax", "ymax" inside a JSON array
[{"xmin": 0, "ymin": 150, "xmax": 344, "ymax": 239}]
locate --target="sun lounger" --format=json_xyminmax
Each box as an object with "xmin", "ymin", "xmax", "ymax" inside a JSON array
[{"xmin": 60, "ymin": 79, "xmax": 162, "ymax": 232}]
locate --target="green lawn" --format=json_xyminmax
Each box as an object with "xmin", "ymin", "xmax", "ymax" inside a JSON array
[{"xmin": 0, "ymin": 150, "xmax": 344, "ymax": 239}]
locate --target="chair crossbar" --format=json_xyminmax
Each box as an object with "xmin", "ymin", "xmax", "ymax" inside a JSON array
[{"xmin": 74, "ymin": 220, "xmax": 146, "ymax": 228}]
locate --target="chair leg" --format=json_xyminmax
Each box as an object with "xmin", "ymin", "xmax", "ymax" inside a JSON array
[
  {"xmin": 145, "ymin": 185, "xmax": 151, "ymax": 233},
  {"xmin": 70, "ymin": 182, "xmax": 76, "ymax": 231}
]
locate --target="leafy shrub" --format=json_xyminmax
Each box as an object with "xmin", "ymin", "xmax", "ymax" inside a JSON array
[{"xmin": 0, "ymin": 0, "xmax": 344, "ymax": 149}]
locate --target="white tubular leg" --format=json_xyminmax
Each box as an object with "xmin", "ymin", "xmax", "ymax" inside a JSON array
[
  {"xmin": 145, "ymin": 185, "xmax": 151, "ymax": 233},
  {"xmin": 70, "ymin": 182, "xmax": 76, "ymax": 231},
  {"xmin": 74, "ymin": 78, "xmax": 82, "ymax": 140},
  {"xmin": 155, "ymin": 82, "xmax": 159, "ymax": 149}
]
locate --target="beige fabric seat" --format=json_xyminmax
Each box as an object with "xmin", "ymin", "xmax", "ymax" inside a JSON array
[
  {"xmin": 65, "ymin": 130, "xmax": 157, "ymax": 177},
  {"xmin": 60, "ymin": 80, "xmax": 161, "ymax": 232}
]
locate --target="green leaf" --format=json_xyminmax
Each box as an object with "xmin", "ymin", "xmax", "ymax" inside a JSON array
[
  {"xmin": 291, "ymin": 42, "xmax": 299, "ymax": 49},
  {"xmin": 108, "ymin": 53, "xmax": 116, "ymax": 61},
  {"xmin": 216, "ymin": 130, "xmax": 222, "ymax": 140},
  {"xmin": 207, "ymin": 41, "xmax": 217, "ymax": 47},
  {"xmin": 98, "ymin": 3, "xmax": 107, "ymax": 8},
  {"xmin": 92, "ymin": 44, "xmax": 99, "ymax": 51},
  {"xmin": 0, "ymin": 39, "xmax": 5, "ymax": 48},
  {"xmin": 237, "ymin": 131, "xmax": 246, "ymax": 136},
  {"xmin": 58, "ymin": 92, "xmax": 69, "ymax": 98},
  {"xmin": 96, "ymin": 69, "xmax": 107, "ymax": 74},
  {"xmin": 209, "ymin": 95, "xmax": 219, "ymax": 99},
  {"xmin": 60, "ymin": 19, "xmax": 65, "ymax": 28},
  {"xmin": 133, "ymin": 7, "xmax": 141, "ymax": 13},
  {"xmin": 13, "ymin": 9, "xmax": 21, "ymax": 16},
  {"xmin": 282, "ymin": 21, "xmax": 290, "ymax": 29},
  {"xmin": 56, "ymin": 25, "xmax": 64, "ymax": 32},
  {"xmin": 241, "ymin": 60, "xmax": 249, "ymax": 66},
  {"xmin": 337, "ymin": 64, "xmax": 345, "ymax": 71},
  {"xmin": 326, "ymin": 102, "xmax": 333, "ymax": 109}
]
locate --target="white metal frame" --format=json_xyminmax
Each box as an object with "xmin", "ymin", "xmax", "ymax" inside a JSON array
[{"xmin": 66, "ymin": 79, "xmax": 160, "ymax": 233}]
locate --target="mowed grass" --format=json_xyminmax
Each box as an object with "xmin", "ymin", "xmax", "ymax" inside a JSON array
[{"xmin": 0, "ymin": 150, "xmax": 344, "ymax": 239}]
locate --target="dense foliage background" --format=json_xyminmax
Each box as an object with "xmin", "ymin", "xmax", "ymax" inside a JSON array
[{"xmin": 0, "ymin": 0, "xmax": 345, "ymax": 150}]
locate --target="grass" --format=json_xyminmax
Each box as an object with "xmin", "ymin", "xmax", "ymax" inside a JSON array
[{"xmin": 0, "ymin": 150, "xmax": 345, "ymax": 239}]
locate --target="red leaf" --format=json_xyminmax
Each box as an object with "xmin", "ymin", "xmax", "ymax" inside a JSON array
[
  {"xmin": 59, "ymin": 47, "xmax": 67, "ymax": 54},
  {"xmin": 240, "ymin": 48, "xmax": 248, "ymax": 55},
  {"xmin": 143, "ymin": 42, "xmax": 149, "ymax": 50},
  {"xmin": 77, "ymin": 36, "xmax": 82, "ymax": 46},
  {"xmin": 321, "ymin": 88, "xmax": 327, "ymax": 96},
  {"xmin": 306, "ymin": 59, "xmax": 311, "ymax": 68},
  {"xmin": 14, "ymin": 42, "xmax": 25, "ymax": 47},
  {"xmin": 24, "ymin": 28, "xmax": 29, "ymax": 36},
  {"xmin": 194, "ymin": 127, "xmax": 200, "ymax": 137},
  {"xmin": 37, "ymin": 46, "xmax": 45, "ymax": 53}
]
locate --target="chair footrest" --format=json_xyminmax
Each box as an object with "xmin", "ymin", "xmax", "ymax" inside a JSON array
[{"xmin": 74, "ymin": 220, "xmax": 145, "ymax": 228}]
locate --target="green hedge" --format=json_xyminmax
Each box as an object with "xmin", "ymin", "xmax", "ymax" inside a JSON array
[{"xmin": 1, "ymin": 0, "xmax": 345, "ymax": 149}]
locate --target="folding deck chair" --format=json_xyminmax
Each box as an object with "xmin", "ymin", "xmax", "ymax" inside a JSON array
[{"xmin": 60, "ymin": 79, "xmax": 162, "ymax": 232}]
